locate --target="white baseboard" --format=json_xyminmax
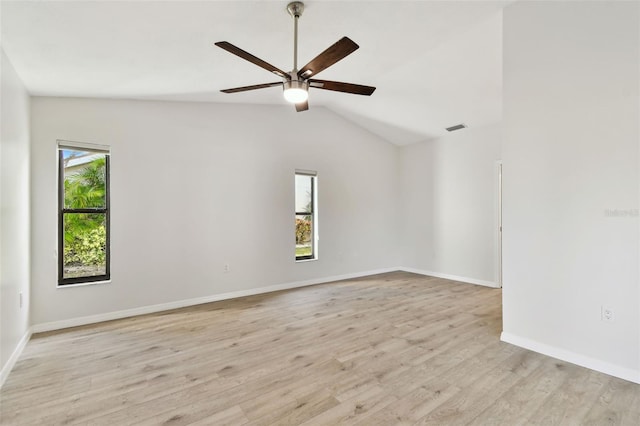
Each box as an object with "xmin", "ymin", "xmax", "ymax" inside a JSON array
[
  {"xmin": 0, "ymin": 329, "xmax": 32, "ymax": 388},
  {"xmin": 399, "ymin": 267, "xmax": 500, "ymax": 288},
  {"xmin": 501, "ymin": 331, "xmax": 640, "ymax": 384},
  {"xmin": 31, "ymin": 267, "xmax": 398, "ymax": 334}
]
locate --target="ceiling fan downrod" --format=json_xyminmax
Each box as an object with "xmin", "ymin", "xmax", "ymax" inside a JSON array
[{"xmin": 287, "ymin": 1, "xmax": 304, "ymax": 74}]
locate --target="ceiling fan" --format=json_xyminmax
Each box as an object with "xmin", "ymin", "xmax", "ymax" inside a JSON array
[{"xmin": 215, "ymin": 1, "xmax": 376, "ymax": 112}]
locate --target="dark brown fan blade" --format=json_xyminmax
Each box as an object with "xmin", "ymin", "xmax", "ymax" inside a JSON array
[
  {"xmin": 295, "ymin": 101, "xmax": 309, "ymax": 112},
  {"xmin": 215, "ymin": 41, "xmax": 290, "ymax": 79},
  {"xmin": 297, "ymin": 37, "xmax": 359, "ymax": 79},
  {"xmin": 221, "ymin": 82, "xmax": 283, "ymax": 94},
  {"xmin": 308, "ymin": 79, "xmax": 376, "ymax": 96}
]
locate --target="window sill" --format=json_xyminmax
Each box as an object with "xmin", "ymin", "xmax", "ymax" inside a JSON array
[
  {"xmin": 295, "ymin": 258, "xmax": 318, "ymax": 263},
  {"xmin": 57, "ymin": 279, "xmax": 111, "ymax": 289}
]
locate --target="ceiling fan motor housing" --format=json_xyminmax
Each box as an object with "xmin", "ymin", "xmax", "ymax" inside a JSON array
[{"xmin": 284, "ymin": 79, "xmax": 308, "ymax": 91}]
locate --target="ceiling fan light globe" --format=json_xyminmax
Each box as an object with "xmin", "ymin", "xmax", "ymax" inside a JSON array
[
  {"xmin": 283, "ymin": 87, "xmax": 308, "ymax": 103},
  {"xmin": 283, "ymin": 80, "xmax": 309, "ymax": 103}
]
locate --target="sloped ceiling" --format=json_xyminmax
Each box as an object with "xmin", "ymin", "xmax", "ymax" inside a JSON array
[{"xmin": 1, "ymin": 0, "xmax": 508, "ymax": 145}]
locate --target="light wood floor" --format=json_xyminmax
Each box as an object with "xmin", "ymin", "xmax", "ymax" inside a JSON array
[{"xmin": 2, "ymin": 272, "xmax": 639, "ymax": 425}]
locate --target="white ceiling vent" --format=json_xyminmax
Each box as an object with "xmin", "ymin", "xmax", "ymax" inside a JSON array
[{"xmin": 445, "ymin": 123, "xmax": 467, "ymax": 132}]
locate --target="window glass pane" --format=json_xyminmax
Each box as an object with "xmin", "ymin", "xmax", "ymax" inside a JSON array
[
  {"xmin": 63, "ymin": 149, "xmax": 107, "ymax": 209},
  {"xmin": 295, "ymin": 214, "xmax": 313, "ymax": 258},
  {"xmin": 62, "ymin": 213, "xmax": 107, "ymax": 279},
  {"xmin": 295, "ymin": 175, "xmax": 312, "ymax": 213}
]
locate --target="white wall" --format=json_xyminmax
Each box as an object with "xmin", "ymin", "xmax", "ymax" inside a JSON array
[
  {"xmin": 30, "ymin": 97, "xmax": 400, "ymax": 326},
  {"xmin": 399, "ymin": 124, "xmax": 502, "ymax": 286},
  {"xmin": 0, "ymin": 50, "xmax": 31, "ymax": 383},
  {"xmin": 502, "ymin": 1, "xmax": 640, "ymax": 381}
]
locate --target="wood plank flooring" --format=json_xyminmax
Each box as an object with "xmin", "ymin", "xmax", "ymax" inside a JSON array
[{"xmin": 1, "ymin": 272, "xmax": 639, "ymax": 425}]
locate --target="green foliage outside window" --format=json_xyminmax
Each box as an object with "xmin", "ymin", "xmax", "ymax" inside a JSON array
[
  {"xmin": 64, "ymin": 224, "xmax": 106, "ymax": 266},
  {"xmin": 295, "ymin": 218, "xmax": 311, "ymax": 244},
  {"xmin": 63, "ymin": 157, "xmax": 107, "ymax": 269}
]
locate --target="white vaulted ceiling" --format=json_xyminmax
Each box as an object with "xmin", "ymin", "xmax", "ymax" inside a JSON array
[{"xmin": 1, "ymin": 0, "xmax": 509, "ymax": 145}]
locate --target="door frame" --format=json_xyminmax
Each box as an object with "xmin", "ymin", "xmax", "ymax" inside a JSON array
[{"xmin": 496, "ymin": 160, "xmax": 503, "ymax": 288}]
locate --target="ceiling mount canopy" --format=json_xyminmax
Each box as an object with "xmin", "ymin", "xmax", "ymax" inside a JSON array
[
  {"xmin": 287, "ymin": 1, "xmax": 304, "ymax": 19},
  {"xmin": 215, "ymin": 1, "xmax": 376, "ymax": 112}
]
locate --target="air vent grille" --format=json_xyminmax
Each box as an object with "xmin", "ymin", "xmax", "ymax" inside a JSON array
[{"xmin": 446, "ymin": 123, "xmax": 467, "ymax": 132}]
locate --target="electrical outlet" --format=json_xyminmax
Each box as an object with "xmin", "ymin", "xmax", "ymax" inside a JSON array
[
  {"xmin": 601, "ymin": 305, "xmax": 614, "ymax": 322},
  {"xmin": 224, "ymin": 263, "xmax": 230, "ymax": 273}
]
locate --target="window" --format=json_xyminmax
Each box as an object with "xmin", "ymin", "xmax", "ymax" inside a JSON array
[
  {"xmin": 58, "ymin": 141, "xmax": 110, "ymax": 285},
  {"xmin": 295, "ymin": 170, "xmax": 317, "ymax": 261}
]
